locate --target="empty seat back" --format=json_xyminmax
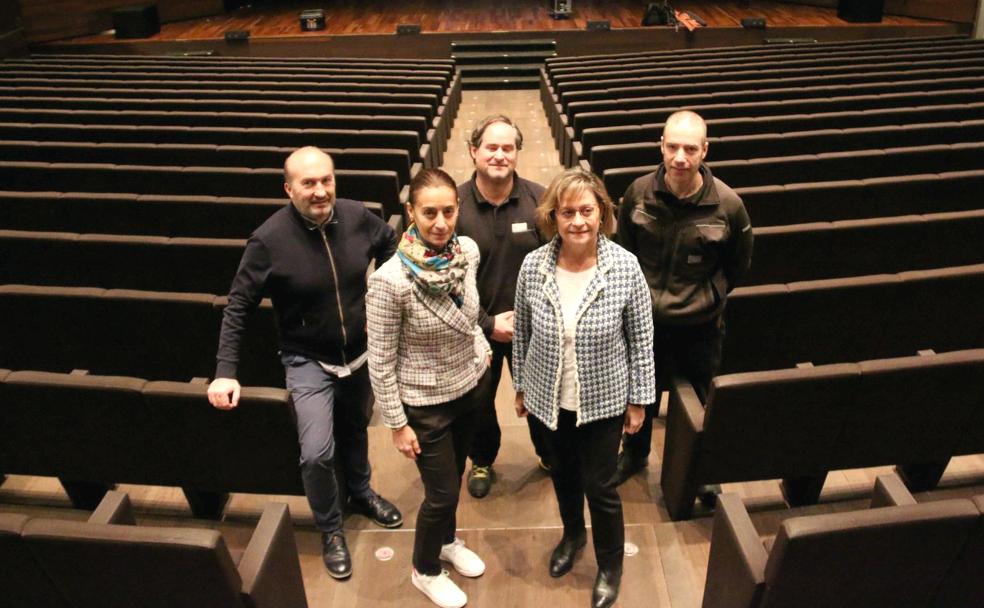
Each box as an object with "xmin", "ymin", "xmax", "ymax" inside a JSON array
[
  {"xmin": 23, "ymin": 518, "xmax": 246, "ymax": 608},
  {"xmin": 761, "ymin": 500, "xmax": 979, "ymax": 608}
]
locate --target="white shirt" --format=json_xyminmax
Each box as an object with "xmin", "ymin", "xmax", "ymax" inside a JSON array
[{"xmin": 555, "ymin": 265, "xmax": 597, "ymax": 412}]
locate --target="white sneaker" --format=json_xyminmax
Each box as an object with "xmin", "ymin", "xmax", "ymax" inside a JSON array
[
  {"xmin": 439, "ymin": 537, "xmax": 486, "ymax": 577},
  {"xmin": 412, "ymin": 568, "xmax": 467, "ymax": 608}
]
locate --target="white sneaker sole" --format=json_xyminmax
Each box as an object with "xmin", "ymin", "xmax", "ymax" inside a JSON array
[
  {"xmin": 440, "ymin": 556, "xmax": 485, "ymax": 578},
  {"xmin": 412, "ymin": 572, "xmax": 467, "ymax": 608}
]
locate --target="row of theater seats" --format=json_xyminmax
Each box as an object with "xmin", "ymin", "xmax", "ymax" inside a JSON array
[
  {"xmin": 0, "ymin": 190, "xmax": 343, "ymax": 239},
  {"xmin": 0, "ymin": 123, "xmax": 430, "ymax": 167},
  {"xmin": 0, "ymin": 260, "xmax": 981, "ymax": 388},
  {"xmin": 703, "ymin": 474, "xmax": 984, "ymax": 608},
  {"xmin": 587, "ymin": 118, "xmax": 984, "ymax": 176},
  {"xmin": 575, "ymin": 101, "xmax": 984, "ymax": 159},
  {"xmin": 661, "ymin": 348, "xmax": 984, "ymax": 520},
  {"xmin": 0, "ymin": 284, "xmax": 283, "ymax": 387},
  {"xmin": 0, "ymin": 140, "xmax": 418, "ymax": 185},
  {"xmin": 565, "ymin": 87, "xmax": 984, "ymax": 166},
  {"xmin": 602, "ymin": 140, "xmax": 984, "ymax": 195},
  {"xmin": 1, "ymin": 492, "xmax": 307, "ymax": 608},
  {"xmin": 3, "ymin": 204, "xmax": 982, "ymax": 293},
  {"xmin": 0, "ymin": 368, "xmax": 307, "ymax": 514},
  {"xmin": 722, "ymin": 262, "xmax": 984, "ymax": 373},
  {"xmin": 543, "ymin": 37, "xmax": 984, "ymax": 159},
  {"xmin": 0, "ymin": 161, "xmax": 406, "ymax": 219}
]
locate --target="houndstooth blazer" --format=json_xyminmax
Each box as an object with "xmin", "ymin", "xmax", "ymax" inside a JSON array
[
  {"xmin": 513, "ymin": 236, "xmax": 656, "ymax": 430},
  {"xmin": 367, "ymin": 235, "xmax": 491, "ymax": 429}
]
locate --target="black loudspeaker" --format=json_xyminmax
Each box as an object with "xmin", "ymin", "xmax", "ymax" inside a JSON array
[
  {"xmin": 837, "ymin": 0, "xmax": 884, "ymax": 22},
  {"xmin": 741, "ymin": 17, "xmax": 766, "ymax": 29},
  {"xmin": 224, "ymin": 30, "xmax": 250, "ymax": 42},
  {"xmin": 299, "ymin": 9, "xmax": 325, "ymax": 31},
  {"xmin": 112, "ymin": 4, "xmax": 160, "ymax": 39},
  {"xmin": 396, "ymin": 23, "xmax": 421, "ymax": 35},
  {"xmin": 642, "ymin": 2, "xmax": 672, "ymax": 26},
  {"xmin": 586, "ymin": 20, "xmax": 611, "ymax": 31}
]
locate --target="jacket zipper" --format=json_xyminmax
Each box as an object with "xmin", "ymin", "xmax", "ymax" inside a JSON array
[{"xmin": 319, "ymin": 226, "xmax": 348, "ymax": 365}]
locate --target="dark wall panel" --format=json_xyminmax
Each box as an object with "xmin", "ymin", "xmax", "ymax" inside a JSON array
[{"xmin": 18, "ymin": 0, "xmax": 223, "ymax": 43}]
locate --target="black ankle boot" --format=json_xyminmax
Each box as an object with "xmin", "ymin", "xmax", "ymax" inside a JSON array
[
  {"xmin": 549, "ymin": 530, "xmax": 587, "ymax": 578},
  {"xmin": 591, "ymin": 565, "xmax": 622, "ymax": 608}
]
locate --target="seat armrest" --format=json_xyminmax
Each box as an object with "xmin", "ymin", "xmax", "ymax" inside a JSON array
[
  {"xmin": 660, "ymin": 375, "xmax": 707, "ymax": 520},
  {"xmin": 88, "ymin": 490, "xmax": 136, "ymax": 525},
  {"xmin": 871, "ymin": 472, "xmax": 917, "ymax": 508},
  {"xmin": 702, "ymin": 493, "xmax": 768, "ymax": 608},
  {"xmin": 672, "ymin": 374, "xmax": 706, "ymax": 431},
  {"xmin": 238, "ymin": 503, "xmax": 308, "ymax": 608}
]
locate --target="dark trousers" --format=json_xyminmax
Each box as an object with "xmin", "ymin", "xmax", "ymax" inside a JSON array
[
  {"xmin": 282, "ymin": 354, "xmax": 373, "ymax": 534},
  {"xmin": 622, "ymin": 318, "xmax": 725, "ymax": 461},
  {"xmin": 531, "ymin": 410, "xmax": 625, "ymax": 571},
  {"xmin": 405, "ymin": 370, "xmax": 490, "ymax": 575},
  {"xmin": 468, "ymin": 340, "xmax": 547, "ymax": 467}
]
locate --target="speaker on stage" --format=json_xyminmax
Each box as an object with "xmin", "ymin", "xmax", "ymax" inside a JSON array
[
  {"xmin": 112, "ymin": 4, "xmax": 160, "ymax": 39},
  {"xmin": 642, "ymin": 2, "xmax": 673, "ymax": 26},
  {"xmin": 837, "ymin": 0, "xmax": 884, "ymax": 23}
]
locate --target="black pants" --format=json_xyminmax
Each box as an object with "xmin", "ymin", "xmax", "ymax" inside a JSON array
[
  {"xmin": 622, "ymin": 318, "xmax": 725, "ymax": 461},
  {"xmin": 531, "ymin": 410, "xmax": 624, "ymax": 571},
  {"xmin": 468, "ymin": 340, "xmax": 547, "ymax": 467},
  {"xmin": 405, "ymin": 370, "xmax": 490, "ymax": 575}
]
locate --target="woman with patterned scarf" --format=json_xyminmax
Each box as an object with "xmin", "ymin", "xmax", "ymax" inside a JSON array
[{"xmin": 367, "ymin": 168, "xmax": 492, "ymax": 608}]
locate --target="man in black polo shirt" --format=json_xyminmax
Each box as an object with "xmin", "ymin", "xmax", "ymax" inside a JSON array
[
  {"xmin": 456, "ymin": 115, "xmax": 549, "ymax": 498},
  {"xmin": 207, "ymin": 147, "xmax": 403, "ymax": 580}
]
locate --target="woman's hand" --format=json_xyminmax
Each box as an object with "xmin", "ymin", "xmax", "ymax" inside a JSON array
[
  {"xmin": 514, "ymin": 392, "xmax": 528, "ymax": 418},
  {"xmin": 624, "ymin": 404, "xmax": 645, "ymax": 434},
  {"xmin": 392, "ymin": 425, "xmax": 421, "ymax": 460}
]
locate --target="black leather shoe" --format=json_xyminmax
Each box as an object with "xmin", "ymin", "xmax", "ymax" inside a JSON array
[
  {"xmin": 349, "ymin": 491, "xmax": 403, "ymax": 528},
  {"xmin": 612, "ymin": 451, "xmax": 646, "ymax": 486},
  {"xmin": 592, "ymin": 566, "xmax": 622, "ymax": 608},
  {"xmin": 697, "ymin": 484, "xmax": 722, "ymax": 509},
  {"xmin": 549, "ymin": 530, "xmax": 587, "ymax": 578},
  {"xmin": 321, "ymin": 533, "xmax": 352, "ymax": 579}
]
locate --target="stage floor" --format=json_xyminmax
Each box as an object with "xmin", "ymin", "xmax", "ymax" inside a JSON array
[{"xmin": 49, "ymin": 0, "xmax": 949, "ymax": 45}]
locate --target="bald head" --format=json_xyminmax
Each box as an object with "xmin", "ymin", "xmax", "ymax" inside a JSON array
[
  {"xmin": 284, "ymin": 146, "xmax": 336, "ymax": 224},
  {"xmin": 663, "ymin": 110, "xmax": 707, "ymax": 144},
  {"xmin": 660, "ymin": 111, "xmax": 709, "ymax": 197}
]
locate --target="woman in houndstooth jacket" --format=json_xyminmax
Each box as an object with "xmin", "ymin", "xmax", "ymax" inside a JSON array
[
  {"xmin": 512, "ymin": 168, "xmax": 656, "ymax": 608},
  {"xmin": 366, "ymin": 168, "xmax": 492, "ymax": 608}
]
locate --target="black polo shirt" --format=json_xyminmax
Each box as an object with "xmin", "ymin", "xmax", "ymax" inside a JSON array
[{"xmin": 456, "ymin": 172, "xmax": 546, "ymax": 336}]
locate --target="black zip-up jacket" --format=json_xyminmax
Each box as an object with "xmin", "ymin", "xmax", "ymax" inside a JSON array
[
  {"xmin": 617, "ymin": 165, "xmax": 753, "ymax": 325},
  {"xmin": 215, "ymin": 199, "xmax": 396, "ymax": 379}
]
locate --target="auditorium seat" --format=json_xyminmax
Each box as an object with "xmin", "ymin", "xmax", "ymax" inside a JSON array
[
  {"xmin": 662, "ymin": 350, "xmax": 984, "ymax": 520},
  {"xmin": 23, "ymin": 492, "xmax": 308, "ymax": 608},
  {"xmin": 0, "ymin": 512, "xmax": 72, "ymax": 607},
  {"xmin": 701, "ymin": 477, "xmax": 981, "ymax": 608}
]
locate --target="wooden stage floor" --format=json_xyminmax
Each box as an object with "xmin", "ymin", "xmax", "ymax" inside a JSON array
[{"xmin": 52, "ymin": 0, "xmax": 950, "ymax": 45}]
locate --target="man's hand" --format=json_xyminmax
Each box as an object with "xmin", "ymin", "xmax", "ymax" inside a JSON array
[
  {"xmin": 623, "ymin": 404, "xmax": 645, "ymax": 434},
  {"xmin": 490, "ymin": 310, "xmax": 515, "ymax": 343},
  {"xmin": 207, "ymin": 377, "xmax": 242, "ymax": 410},
  {"xmin": 514, "ymin": 392, "xmax": 528, "ymax": 418},
  {"xmin": 392, "ymin": 425, "xmax": 421, "ymax": 460}
]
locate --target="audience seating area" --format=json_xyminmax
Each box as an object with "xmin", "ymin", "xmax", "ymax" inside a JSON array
[
  {"xmin": 702, "ymin": 473, "xmax": 984, "ymax": 608},
  {"xmin": 661, "ymin": 349, "xmax": 984, "ymax": 520},
  {"xmin": 541, "ymin": 36, "xmax": 984, "ymax": 522},
  {"xmin": 2, "ymin": 490, "xmax": 308, "ymax": 608},
  {"xmin": 0, "ymin": 368, "xmax": 307, "ymax": 514},
  {"xmin": 0, "ymin": 53, "xmax": 458, "ymax": 390}
]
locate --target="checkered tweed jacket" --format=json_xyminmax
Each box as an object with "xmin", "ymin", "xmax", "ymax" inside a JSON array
[
  {"xmin": 513, "ymin": 236, "xmax": 656, "ymax": 430},
  {"xmin": 367, "ymin": 235, "xmax": 491, "ymax": 429}
]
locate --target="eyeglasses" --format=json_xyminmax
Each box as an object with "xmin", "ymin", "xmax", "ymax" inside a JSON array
[{"xmin": 556, "ymin": 206, "xmax": 598, "ymax": 220}]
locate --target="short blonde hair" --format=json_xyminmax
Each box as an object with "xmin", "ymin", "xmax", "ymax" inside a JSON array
[{"xmin": 535, "ymin": 168, "xmax": 616, "ymax": 239}]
